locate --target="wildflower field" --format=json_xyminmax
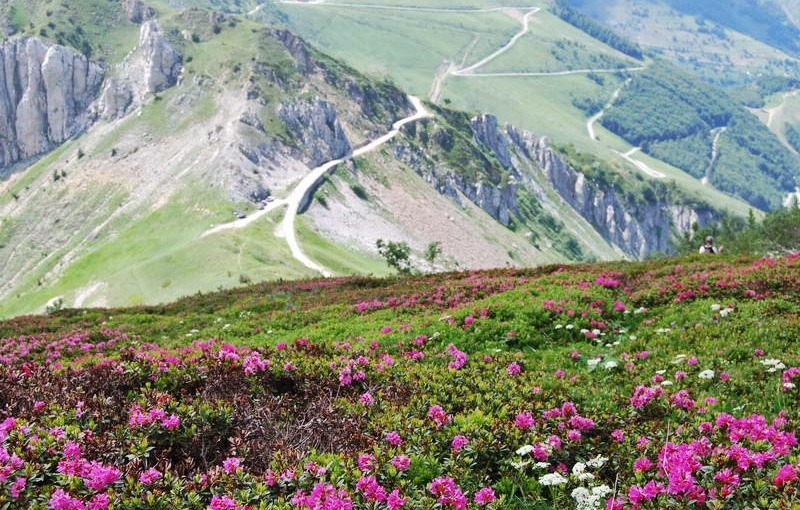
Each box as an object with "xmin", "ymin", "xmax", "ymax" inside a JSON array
[{"xmin": 1, "ymin": 254, "xmax": 799, "ymax": 509}]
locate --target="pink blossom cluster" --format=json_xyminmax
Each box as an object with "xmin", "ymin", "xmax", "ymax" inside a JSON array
[
  {"xmin": 445, "ymin": 344, "xmax": 467, "ymax": 370},
  {"xmin": 427, "ymin": 405, "xmax": 451, "ymax": 428},
  {"xmin": 128, "ymin": 404, "xmax": 181, "ymax": 430},
  {"xmin": 291, "ymin": 482, "xmax": 353, "ymax": 509},
  {"xmin": 429, "ymin": 476, "xmax": 467, "ymax": 509},
  {"xmin": 629, "ymin": 385, "xmax": 664, "ymax": 409}
]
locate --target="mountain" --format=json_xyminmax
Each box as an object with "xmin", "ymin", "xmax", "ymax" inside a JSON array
[{"xmin": 0, "ymin": 0, "xmax": 795, "ymax": 317}]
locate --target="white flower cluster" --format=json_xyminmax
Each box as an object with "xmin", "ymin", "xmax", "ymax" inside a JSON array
[
  {"xmin": 571, "ymin": 462, "xmax": 594, "ymax": 482},
  {"xmin": 698, "ymin": 369, "xmax": 715, "ymax": 380},
  {"xmin": 538, "ymin": 472, "xmax": 568, "ymax": 486},
  {"xmin": 710, "ymin": 304, "xmax": 734, "ymax": 317},
  {"xmin": 571, "ymin": 485, "xmax": 614, "ymax": 510},
  {"xmin": 761, "ymin": 358, "xmax": 786, "ymax": 373}
]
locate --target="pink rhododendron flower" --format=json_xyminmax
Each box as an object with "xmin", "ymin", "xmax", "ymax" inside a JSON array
[
  {"xmin": 82, "ymin": 462, "xmax": 121, "ymax": 491},
  {"xmin": 357, "ymin": 454, "xmax": 375, "ymax": 472},
  {"xmin": 514, "ymin": 411, "xmax": 535, "ymax": 430},
  {"xmin": 474, "ymin": 487, "xmax": 496, "ymax": 505},
  {"xmin": 359, "ymin": 392, "xmax": 375, "ymax": 406},
  {"xmin": 774, "ymin": 464, "xmax": 798, "ymax": 487},
  {"xmin": 9, "ymin": 476, "xmax": 26, "ymax": 498},
  {"xmin": 161, "ymin": 414, "xmax": 181, "ymax": 430},
  {"xmin": 427, "ymin": 405, "xmax": 451, "ymax": 428},
  {"xmin": 385, "ymin": 431, "xmax": 403, "ymax": 446},
  {"xmin": 387, "ymin": 489, "xmax": 406, "ymax": 510},
  {"xmin": 139, "ymin": 468, "xmax": 162, "ymax": 485},
  {"xmin": 633, "ymin": 457, "xmax": 653, "ymax": 472},
  {"xmin": 356, "ymin": 475, "xmax": 387, "ymax": 503},
  {"xmin": 208, "ymin": 495, "xmax": 243, "ymax": 510},
  {"xmin": 451, "ymin": 435, "xmax": 470, "ymax": 451},
  {"xmin": 222, "ymin": 457, "xmax": 241, "ymax": 474},
  {"xmin": 88, "ymin": 494, "xmax": 109, "ymax": 510},
  {"xmin": 429, "ymin": 476, "xmax": 467, "ymax": 509},
  {"xmin": 49, "ymin": 489, "xmax": 85, "ymax": 510},
  {"xmin": 391, "ymin": 455, "xmax": 411, "ymax": 471}
]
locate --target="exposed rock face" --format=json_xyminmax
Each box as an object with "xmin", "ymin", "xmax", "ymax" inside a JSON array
[
  {"xmin": 122, "ymin": 0, "xmax": 155, "ymax": 23},
  {"xmin": 93, "ymin": 20, "xmax": 182, "ymax": 119},
  {"xmin": 469, "ymin": 114, "xmax": 718, "ymax": 258},
  {"xmin": 0, "ymin": 37, "xmax": 104, "ymax": 171},
  {"xmin": 279, "ymin": 98, "xmax": 351, "ymax": 166}
]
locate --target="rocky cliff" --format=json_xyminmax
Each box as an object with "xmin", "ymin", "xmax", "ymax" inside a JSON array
[
  {"xmin": 472, "ymin": 114, "xmax": 719, "ymax": 258},
  {"xmin": 0, "ymin": 37, "xmax": 103, "ymax": 172},
  {"xmin": 394, "ymin": 113, "xmax": 718, "ymax": 258},
  {"xmin": 0, "ymin": 14, "xmax": 182, "ymax": 172}
]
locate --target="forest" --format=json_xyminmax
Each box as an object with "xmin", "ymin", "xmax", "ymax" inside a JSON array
[
  {"xmin": 600, "ymin": 63, "xmax": 800, "ymax": 210},
  {"xmin": 551, "ymin": 0, "xmax": 644, "ymax": 60}
]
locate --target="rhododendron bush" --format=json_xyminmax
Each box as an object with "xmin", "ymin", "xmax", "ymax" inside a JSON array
[{"xmin": 1, "ymin": 255, "xmax": 799, "ymax": 508}]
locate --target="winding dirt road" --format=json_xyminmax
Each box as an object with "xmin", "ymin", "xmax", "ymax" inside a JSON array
[
  {"xmin": 201, "ymin": 96, "xmax": 431, "ymax": 276},
  {"xmin": 586, "ymin": 79, "xmax": 630, "ymax": 141},
  {"xmin": 615, "ymin": 148, "xmax": 665, "ymax": 179}
]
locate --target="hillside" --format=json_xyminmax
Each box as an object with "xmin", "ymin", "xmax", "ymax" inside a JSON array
[
  {"xmin": 1, "ymin": 254, "xmax": 799, "ymax": 507},
  {"xmin": 243, "ymin": 0, "xmax": 797, "ymax": 209},
  {"xmin": 3, "ymin": 0, "xmax": 758, "ymax": 318}
]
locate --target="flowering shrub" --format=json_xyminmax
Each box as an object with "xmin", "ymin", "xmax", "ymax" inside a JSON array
[{"xmin": 0, "ymin": 255, "xmax": 799, "ymax": 508}]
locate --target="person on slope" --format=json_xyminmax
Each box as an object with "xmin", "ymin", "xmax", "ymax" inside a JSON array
[{"xmin": 699, "ymin": 236, "xmax": 722, "ymax": 254}]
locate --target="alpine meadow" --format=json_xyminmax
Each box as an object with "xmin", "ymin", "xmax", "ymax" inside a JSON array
[{"xmin": 1, "ymin": 0, "xmax": 800, "ymax": 508}]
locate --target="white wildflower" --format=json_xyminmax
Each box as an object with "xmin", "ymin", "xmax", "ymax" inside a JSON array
[
  {"xmin": 655, "ymin": 369, "xmax": 667, "ymax": 375},
  {"xmin": 698, "ymin": 369, "xmax": 715, "ymax": 380},
  {"xmin": 586, "ymin": 455, "xmax": 608, "ymax": 469},
  {"xmin": 587, "ymin": 358, "xmax": 601, "ymax": 367},
  {"xmin": 592, "ymin": 484, "xmax": 613, "ymax": 497},
  {"xmin": 720, "ymin": 307, "xmax": 734, "ymax": 317},
  {"xmin": 660, "ymin": 380, "xmax": 674, "ymax": 386},
  {"xmin": 534, "ymin": 462, "xmax": 551, "ymax": 469},
  {"xmin": 516, "ymin": 444, "xmax": 534, "ymax": 456},
  {"xmin": 565, "ymin": 324, "xmax": 575, "ymax": 330},
  {"xmin": 602, "ymin": 360, "xmax": 618, "ymax": 370},
  {"xmin": 710, "ymin": 304, "xmax": 721, "ymax": 311},
  {"xmin": 538, "ymin": 473, "xmax": 568, "ymax": 486},
  {"xmin": 629, "ymin": 335, "xmax": 637, "ymax": 341},
  {"xmin": 783, "ymin": 382, "xmax": 796, "ymax": 390},
  {"xmin": 555, "ymin": 324, "xmax": 563, "ymax": 330},
  {"xmin": 571, "ymin": 462, "xmax": 586, "ymax": 475}
]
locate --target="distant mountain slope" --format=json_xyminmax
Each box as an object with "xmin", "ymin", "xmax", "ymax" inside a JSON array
[
  {"xmin": 562, "ymin": 0, "xmax": 800, "ymax": 87},
  {"xmin": 598, "ymin": 63, "xmax": 800, "ymax": 209}
]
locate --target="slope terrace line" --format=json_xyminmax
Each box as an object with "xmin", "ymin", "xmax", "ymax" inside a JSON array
[{"xmin": 201, "ymin": 96, "xmax": 431, "ymax": 277}]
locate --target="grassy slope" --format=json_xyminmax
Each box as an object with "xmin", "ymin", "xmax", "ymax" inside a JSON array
[
  {"xmin": 259, "ymin": 0, "xmax": 757, "ymax": 219},
  {"xmin": 0, "ymin": 254, "xmax": 798, "ymax": 508}
]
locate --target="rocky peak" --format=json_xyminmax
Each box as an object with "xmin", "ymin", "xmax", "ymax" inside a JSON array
[
  {"xmin": 93, "ymin": 20, "xmax": 182, "ymax": 120},
  {"xmin": 0, "ymin": 37, "xmax": 103, "ymax": 172},
  {"xmin": 122, "ymin": 0, "xmax": 155, "ymax": 24},
  {"xmin": 279, "ymin": 97, "xmax": 351, "ymax": 167}
]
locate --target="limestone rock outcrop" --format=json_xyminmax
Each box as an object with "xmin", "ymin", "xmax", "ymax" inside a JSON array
[{"xmin": 0, "ymin": 37, "xmax": 103, "ymax": 171}]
